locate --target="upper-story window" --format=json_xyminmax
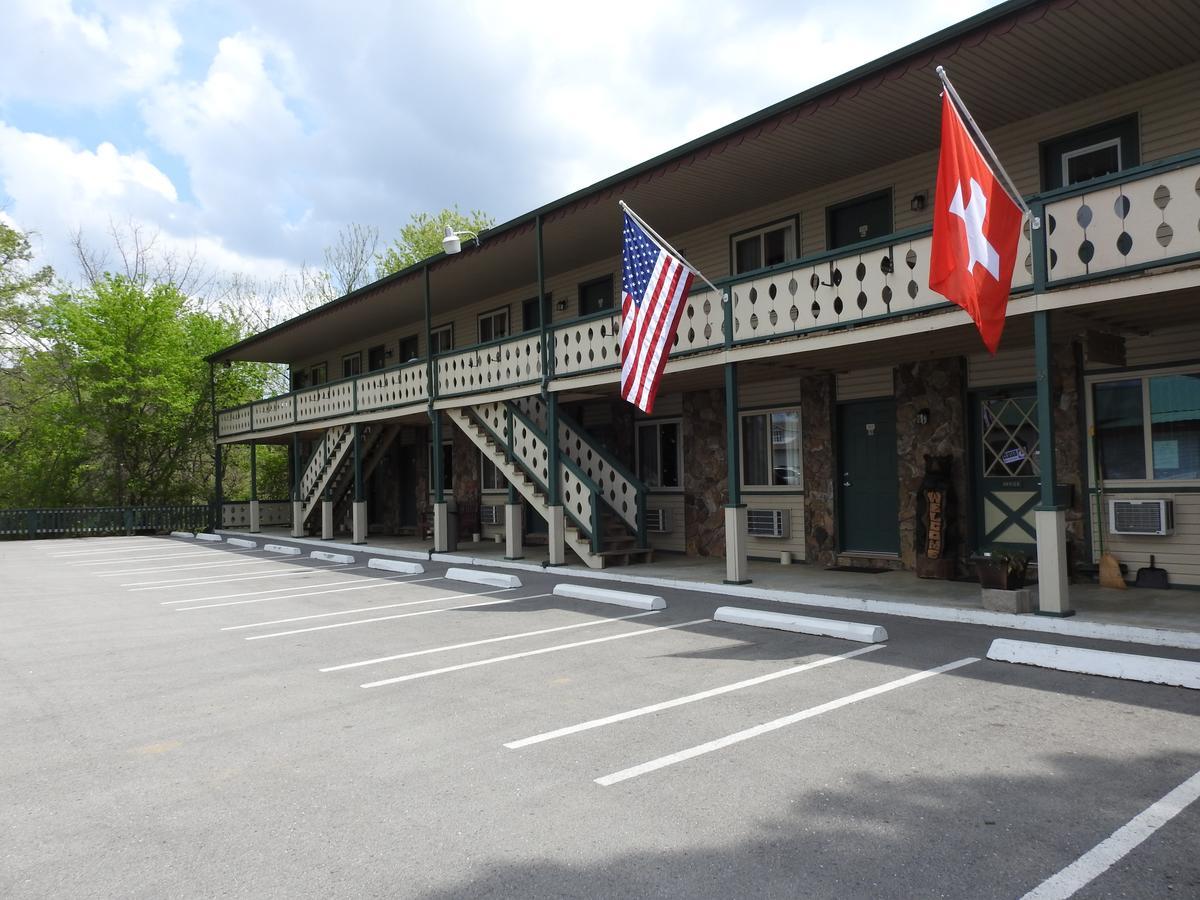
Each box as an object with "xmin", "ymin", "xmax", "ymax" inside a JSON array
[
  {"xmin": 368, "ymin": 345, "xmax": 387, "ymax": 371},
  {"xmin": 399, "ymin": 334, "xmax": 420, "ymax": 362},
  {"xmin": 731, "ymin": 218, "xmax": 797, "ymax": 275},
  {"xmin": 579, "ymin": 275, "xmax": 614, "ymax": 316},
  {"xmin": 342, "ymin": 352, "xmax": 362, "ymax": 379},
  {"xmin": 827, "ymin": 190, "xmax": 892, "ymax": 250},
  {"xmin": 430, "ymin": 325, "xmax": 453, "ymax": 355},
  {"xmin": 523, "ymin": 294, "xmax": 552, "ymax": 332},
  {"xmin": 1039, "ymin": 115, "xmax": 1139, "ymax": 191},
  {"xmin": 291, "ymin": 369, "xmax": 308, "ymax": 391},
  {"xmin": 310, "ymin": 362, "xmax": 328, "ymax": 386},
  {"xmin": 479, "ymin": 307, "xmax": 509, "ymax": 343}
]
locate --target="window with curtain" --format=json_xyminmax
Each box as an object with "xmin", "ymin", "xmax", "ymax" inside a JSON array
[{"xmin": 741, "ymin": 409, "xmax": 802, "ymax": 487}]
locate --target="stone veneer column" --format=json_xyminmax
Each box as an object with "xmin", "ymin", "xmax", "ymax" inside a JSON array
[
  {"xmin": 1051, "ymin": 340, "xmax": 1086, "ymax": 571},
  {"xmin": 681, "ymin": 388, "xmax": 728, "ymax": 557},
  {"xmin": 801, "ymin": 374, "xmax": 836, "ymax": 568},
  {"xmin": 894, "ymin": 357, "xmax": 969, "ymax": 571}
]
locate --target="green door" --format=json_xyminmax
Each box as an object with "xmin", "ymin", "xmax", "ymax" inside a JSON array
[
  {"xmin": 972, "ymin": 391, "xmax": 1039, "ymax": 555},
  {"xmin": 838, "ymin": 399, "xmax": 899, "ymax": 553}
]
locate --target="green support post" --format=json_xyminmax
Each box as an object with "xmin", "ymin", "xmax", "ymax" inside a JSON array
[
  {"xmin": 292, "ymin": 434, "xmax": 302, "ymax": 501},
  {"xmin": 431, "ymin": 413, "xmax": 444, "ymax": 506},
  {"xmin": 724, "ymin": 362, "xmax": 741, "ymax": 507},
  {"xmin": 1035, "ymin": 310, "xmax": 1058, "ymax": 510},
  {"xmin": 724, "ymin": 360, "xmax": 750, "ymax": 584},
  {"xmin": 353, "ymin": 423, "xmax": 364, "ymax": 503},
  {"xmin": 250, "ymin": 442, "xmax": 258, "ymax": 502}
]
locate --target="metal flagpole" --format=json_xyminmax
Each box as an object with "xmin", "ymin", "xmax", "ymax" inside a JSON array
[
  {"xmin": 619, "ymin": 200, "xmax": 726, "ymax": 298},
  {"xmin": 936, "ymin": 66, "xmax": 1040, "ymax": 230}
]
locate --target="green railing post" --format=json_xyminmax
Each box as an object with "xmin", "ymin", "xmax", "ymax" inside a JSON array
[
  {"xmin": 1031, "ymin": 200, "xmax": 1048, "ymax": 293},
  {"xmin": 1035, "ymin": 310, "xmax": 1059, "ymax": 510},
  {"xmin": 123, "ymin": 508, "xmax": 134, "ymax": 536},
  {"xmin": 26, "ymin": 509, "xmax": 36, "ymax": 540}
]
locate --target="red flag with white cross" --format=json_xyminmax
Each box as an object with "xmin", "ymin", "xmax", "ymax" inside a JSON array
[{"xmin": 929, "ymin": 90, "xmax": 1023, "ymax": 354}]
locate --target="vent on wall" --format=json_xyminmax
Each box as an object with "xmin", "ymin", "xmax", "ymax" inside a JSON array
[
  {"xmin": 645, "ymin": 508, "xmax": 670, "ymax": 533},
  {"xmin": 747, "ymin": 508, "xmax": 790, "ymax": 538},
  {"xmin": 1108, "ymin": 499, "xmax": 1174, "ymax": 536},
  {"xmin": 479, "ymin": 505, "xmax": 503, "ymax": 526}
]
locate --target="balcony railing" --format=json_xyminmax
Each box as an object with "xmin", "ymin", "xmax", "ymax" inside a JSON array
[{"xmin": 218, "ymin": 152, "xmax": 1200, "ymax": 439}]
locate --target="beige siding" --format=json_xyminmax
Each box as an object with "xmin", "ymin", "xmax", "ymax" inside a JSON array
[
  {"xmin": 1122, "ymin": 323, "xmax": 1200, "ymax": 369},
  {"xmin": 739, "ymin": 378, "xmax": 803, "ymax": 409},
  {"xmin": 968, "ymin": 349, "xmax": 1037, "ymax": 389},
  {"xmin": 837, "ymin": 368, "xmax": 894, "ymax": 401},
  {"xmin": 646, "ymin": 494, "xmax": 685, "ymax": 553},
  {"xmin": 1092, "ymin": 493, "xmax": 1200, "ymax": 588},
  {"xmin": 744, "ymin": 496, "xmax": 807, "ymax": 561}
]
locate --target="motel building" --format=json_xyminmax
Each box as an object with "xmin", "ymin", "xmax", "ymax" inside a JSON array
[{"xmin": 209, "ymin": 0, "xmax": 1200, "ymax": 616}]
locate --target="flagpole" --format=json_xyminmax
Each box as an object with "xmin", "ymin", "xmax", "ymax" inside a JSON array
[
  {"xmin": 936, "ymin": 66, "xmax": 1041, "ymax": 230},
  {"xmin": 619, "ymin": 200, "xmax": 726, "ymax": 299}
]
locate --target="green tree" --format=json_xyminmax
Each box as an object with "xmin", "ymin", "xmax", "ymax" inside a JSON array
[
  {"xmin": 376, "ymin": 206, "xmax": 494, "ymax": 276},
  {"xmin": 0, "ymin": 221, "xmax": 53, "ymax": 350}
]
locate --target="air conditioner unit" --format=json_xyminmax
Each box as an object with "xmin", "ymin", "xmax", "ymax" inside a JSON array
[
  {"xmin": 479, "ymin": 505, "xmax": 503, "ymax": 526},
  {"xmin": 1108, "ymin": 498, "xmax": 1174, "ymax": 536},
  {"xmin": 747, "ymin": 508, "xmax": 790, "ymax": 539},
  {"xmin": 645, "ymin": 508, "xmax": 670, "ymax": 533}
]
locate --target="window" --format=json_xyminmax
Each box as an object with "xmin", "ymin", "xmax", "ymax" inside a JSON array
[
  {"xmin": 636, "ymin": 421, "xmax": 681, "ymax": 489},
  {"xmin": 310, "ymin": 362, "xmax": 328, "ymax": 386},
  {"xmin": 429, "ymin": 325, "xmax": 453, "ymax": 355},
  {"xmin": 1040, "ymin": 116, "xmax": 1139, "ymax": 191},
  {"xmin": 342, "ymin": 352, "xmax": 362, "ymax": 379},
  {"xmin": 291, "ymin": 369, "xmax": 308, "ymax": 391},
  {"xmin": 428, "ymin": 441, "xmax": 453, "ymax": 492},
  {"xmin": 1092, "ymin": 370, "xmax": 1200, "ymax": 481},
  {"xmin": 398, "ymin": 334, "xmax": 420, "ymax": 362},
  {"xmin": 478, "ymin": 307, "xmax": 509, "ymax": 343},
  {"xmin": 579, "ymin": 275, "xmax": 614, "ymax": 316},
  {"xmin": 523, "ymin": 294, "xmax": 552, "ymax": 332},
  {"xmin": 826, "ymin": 190, "xmax": 893, "ymax": 250},
  {"xmin": 731, "ymin": 218, "xmax": 797, "ymax": 275},
  {"xmin": 741, "ymin": 408, "xmax": 802, "ymax": 487},
  {"xmin": 480, "ymin": 453, "xmax": 505, "ymax": 492},
  {"xmin": 368, "ymin": 345, "xmax": 387, "ymax": 371}
]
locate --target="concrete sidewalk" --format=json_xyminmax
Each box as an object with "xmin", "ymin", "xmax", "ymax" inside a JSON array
[{"xmin": 220, "ymin": 526, "xmax": 1200, "ymax": 649}]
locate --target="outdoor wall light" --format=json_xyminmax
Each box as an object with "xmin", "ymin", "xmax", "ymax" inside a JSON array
[
  {"xmin": 441, "ymin": 225, "xmax": 481, "ymax": 255},
  {"xmin": 555, "ymin": 299, "xmax": 568, "ymax": 311},
  {"xmin": 916, "ymin": 408, "xmax": 930, "ymax": 426},
  {"xmin": 910, "ymin": 193, "xmax": 927, "ymax": 212}
]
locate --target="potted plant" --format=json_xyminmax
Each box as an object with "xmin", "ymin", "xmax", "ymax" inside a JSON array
[{"xmin": 971, "ymin": 549, "xmax": 1028, "ymax": 590}]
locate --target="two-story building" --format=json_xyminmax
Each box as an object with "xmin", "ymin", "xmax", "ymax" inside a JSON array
[{"xmin": 210, "ymin": 0, "xmax": 1200, "ymax": 612}]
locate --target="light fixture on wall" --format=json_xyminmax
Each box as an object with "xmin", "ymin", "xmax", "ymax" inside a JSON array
[
  {"xmin": 910, "ymin": 193, "xmax": 927, "ymax": 212},
  {"xmin": 916, "ymin": 408, "xmax": 930, "ymax": 426},
  {"xmin": 555, "ymin": 299, "xmax": 568, "ymax": 311},
  {"xmin": 441, "ymin": 226, "xmax": 482, "ymax": 255}
]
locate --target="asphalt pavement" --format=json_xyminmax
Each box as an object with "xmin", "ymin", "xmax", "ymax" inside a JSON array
[{"xmin": 2, "ymin": 535, "xmax": 1197, "ymax": 899}]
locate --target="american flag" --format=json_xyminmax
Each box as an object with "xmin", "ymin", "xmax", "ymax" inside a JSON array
[{"xmin": 619, "ymin": 211, "xmax": 695, "ymax": 413}]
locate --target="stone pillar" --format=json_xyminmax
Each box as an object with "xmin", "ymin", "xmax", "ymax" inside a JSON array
[
  {"xmin": 681, "ymin": 387, "xmax": 729, "ymax": 557},
  {"xmin": 321, "ymin": 499, "xmax": 334, "ymax": 540},
  {"xmin": 547, "ymin": 506, "xmax": 566, "ymax": 566},
  {"xmin": 505, "ymin": 503, "xmax": 524, "ymax": 560},
  {"xmin": 725, "ymin": 505, "xmax": 750, "ymax": 584},
  {"xmin": 352, "ymin": 501, "xmax": 367, "ymax": 545},
  {"xmin": 801, "ymin": 374, "xmax": 837, "ymax": 568},
  {"xmin": 291, "ymin": 501, "xmax": 303, "ymax": 538},
  {"xmin": 248, "ymin": 499, "xmax": 261, "ymax": 534}
]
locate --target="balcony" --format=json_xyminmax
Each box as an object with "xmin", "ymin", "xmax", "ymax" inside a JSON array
[{"xmin": 218, "ymin": 151, "xmax": 1200, "ymax": 440}]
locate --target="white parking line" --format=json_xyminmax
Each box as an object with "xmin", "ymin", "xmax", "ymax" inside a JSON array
[
  {"xmin": 97, "ymin": 555, "xmax": 276, "ymax": 576},
  {"xmin": 1020, "ymin": 768, "xmax": 1200, "ymax": 900},
  {"xmin": 74, "ymin": 550, "xmax": 237, "ymax": 566},
  {"xmin": 246, "ymin": 597, "xmax": 521, "ymax": 640},
  {"xmin": 174, "ymin": 576, "xmax": 439, "ymax": 611},
  {"xmin": 223, "ymin": 589, "xmax": 510, "ymax": 630},
  {"xmin": 321, "ymin": 610, "xmax": 659, "ymax": 672},
  {"xmin": 594, "ymin": 656, "xmax": 978, "ymax": 786},
  {"xmin": 47, "ymin": 542, "xmax": 173, "ymax": 557},
  {"xmin": 173, "ymin": 575, "xmax": 439, "ymax": 605},
  {"xmin": 506, "ymin": 644, "xmax": 887, "ymax": 750},
  {"xmin": 126, "ymin": 564, "xmax": 349, "ymax": 590},
  {"xmin": 361, "ymin": 618, "xmax": 712, "ymax": 689}
]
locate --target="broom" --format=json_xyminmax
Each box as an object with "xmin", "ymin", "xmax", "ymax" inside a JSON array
[{"xmin": 1091, "ymin": 425, "xmax": 1126, "ymax": 589}]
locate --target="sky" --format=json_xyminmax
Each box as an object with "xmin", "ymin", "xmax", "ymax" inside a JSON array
[{"xmin": 0, "ymin": 0, "xmax": 997, "ymax": 287}]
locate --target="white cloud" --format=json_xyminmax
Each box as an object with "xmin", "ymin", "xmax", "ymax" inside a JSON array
[{"xmin": 0, "ymin": 0, "xmax": 182, "ymax": 106}]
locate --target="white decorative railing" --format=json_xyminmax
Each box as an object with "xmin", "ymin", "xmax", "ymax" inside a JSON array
[
  {"xmin": 253, "ymin": 395, "xmax": 295, "ymax": 430},
  {"xmin": 218, "ymin": 405, "xmax": 252, "ymax": 437},
  {"xmin": 357, "ymin": 362, "xmax": 428, "ymax": 411},
  {"xmin": 436, "ymin": 333, "xmax": 542, "ymax": 396},
  {"xmin": 296, "ymin": 380, "xmax": 354, "ymax": 423},
  {"xmin": 299, "ymin": 425, "xmax": 350, "ymax": 502},
  {"xmin": 551, "ymin": 314, "xmax": 622, "ymax": 376},
  {"xmin": 1045, "ymin": 159, "xmax": 1200, "ymax": 283}
]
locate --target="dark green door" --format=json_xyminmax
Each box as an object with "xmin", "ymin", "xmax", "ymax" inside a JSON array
[
  {"xmin": 838, "ymin": 399, "xmax": 899, "ymax": 553},
  {"xmin": 971, "ymin": 391, "xmax": 1040, "ymax": 555}
]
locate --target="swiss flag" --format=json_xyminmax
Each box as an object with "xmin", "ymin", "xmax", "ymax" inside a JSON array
[{"xmin": 929, "ymin": 91, "xmax": 1023, "ymax": 354}]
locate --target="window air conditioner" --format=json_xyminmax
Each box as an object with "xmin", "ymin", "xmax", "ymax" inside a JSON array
[
  {"xmin": 1108, "ymin": 499, "xmax": 1174, "ymax": 536},
  {"xmin": 645, "ymin": 508, "xmax": 670, "ymax": 533},
  {"xmin": 747, "ymin": 508, "xmax": 790, "ymax": 539}
]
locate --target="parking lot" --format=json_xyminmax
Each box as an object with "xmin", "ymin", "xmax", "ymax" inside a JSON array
[{"xmin": 3, "ymin": 536, "xmax": 1198, "ymax": 899}]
